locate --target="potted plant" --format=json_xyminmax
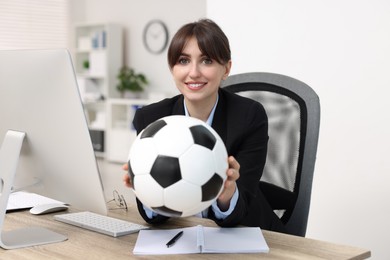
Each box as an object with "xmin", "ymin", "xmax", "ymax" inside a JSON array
[{"xmin": 116, "ymin": 66, "xmax": 148, "ymax": 98}]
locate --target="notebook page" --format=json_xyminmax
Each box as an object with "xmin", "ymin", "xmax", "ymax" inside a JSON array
[
  {"xmin": 133, "ymin": 226, "xmax": 200, "ymax": 255},
  {"xmin": 202, "ymin": 227, "xmax": 269, "ymax": 253}
]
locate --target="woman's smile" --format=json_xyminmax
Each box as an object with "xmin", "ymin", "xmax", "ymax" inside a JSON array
[{"xmin": 186, "ymin": 82, "xmax": 207, "ymax": 90}]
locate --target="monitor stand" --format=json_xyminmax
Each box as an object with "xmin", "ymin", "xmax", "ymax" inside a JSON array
[{"xmin": 0, "ymin": 130, "xmax": 67, "ymax": 249}]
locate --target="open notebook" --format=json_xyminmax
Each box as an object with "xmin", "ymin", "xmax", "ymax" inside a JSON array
[{"xmin": 133, "ymin": 225, "xmax": 269, "ymax": 255}]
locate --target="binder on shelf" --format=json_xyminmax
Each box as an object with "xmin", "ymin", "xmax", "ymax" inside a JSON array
[{"xmin": 89, "ymin": 52, "xmax": 107, "ymax": 77}]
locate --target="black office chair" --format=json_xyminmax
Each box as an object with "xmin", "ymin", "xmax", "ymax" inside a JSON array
[{"xmin": 222, "ymin": 72, "xmax": 320, "ymax": 237}]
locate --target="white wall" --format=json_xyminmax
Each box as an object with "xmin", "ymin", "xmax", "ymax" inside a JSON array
[
  {"xmin": 208, "ymin": 1, "xmax": 390, "ymax": 259},
  {"xmin": 70, "ymin": 0, "xmax": 206, "ymax": 98}
]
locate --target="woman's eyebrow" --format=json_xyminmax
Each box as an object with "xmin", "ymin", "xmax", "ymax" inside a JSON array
[{"xmin": 179, "ymin": 52, "xmax": 190, "ymax": 57}]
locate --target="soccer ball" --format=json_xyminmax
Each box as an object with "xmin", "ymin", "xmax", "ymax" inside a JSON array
[{"xmin": 127, "ymin": 115, "xmax": 228, "ymax": 217}]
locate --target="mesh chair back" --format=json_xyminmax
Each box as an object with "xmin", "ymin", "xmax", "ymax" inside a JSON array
[{"xmin": 222, "ymin": 72, "xmax": 320, "ymax": 236}]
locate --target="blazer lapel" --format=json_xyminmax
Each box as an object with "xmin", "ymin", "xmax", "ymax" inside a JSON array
[
  {"xmin": 211, "ymin": 89, "xmax": 228, "ymax": 145},
  {"xmin": 172, "ymin": 95, "xmax": 185, "ymax": 115}
]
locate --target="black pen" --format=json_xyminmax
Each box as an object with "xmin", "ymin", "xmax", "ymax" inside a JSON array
[{"xmin": 166, "ymin": 231, "xmax": 183, "ymax": 248}]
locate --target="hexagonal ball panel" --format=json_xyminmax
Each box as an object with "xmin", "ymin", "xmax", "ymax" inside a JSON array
[
  {"xmin": 179, "ymin": 145, "xmax": 216, "ymax": 186},
  {"xmin": 181, "ymin": 200, "xmax": 214, "ymax": 217},
  {"xmin": 152, "ymin": 123, "xmax": 194, "ymax": 158},
  {"xmin": 133, "ymin": 174, "xmax": 164, "ymax": 207},
  {"xmin": 128, "ymin": 137, "xmax": 158, "ymax": 176},
  {"xmin": 164, "ymin": 180, "xmax": 201, "ymax": 213}
]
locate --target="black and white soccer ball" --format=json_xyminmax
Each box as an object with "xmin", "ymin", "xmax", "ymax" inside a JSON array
[{"xmin": 127, "ymin": 115, "xmax": 228, "ymax": 217}]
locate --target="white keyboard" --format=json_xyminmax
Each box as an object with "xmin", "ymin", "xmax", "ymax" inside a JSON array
[{"xmin": 54, "ymin": 211, "xmax": 149, "ymax": 237}]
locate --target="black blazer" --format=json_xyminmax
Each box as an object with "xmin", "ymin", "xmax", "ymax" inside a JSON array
[{"xmin": 132, "ymin": 88, "xmax": 285, "ymax": 232}]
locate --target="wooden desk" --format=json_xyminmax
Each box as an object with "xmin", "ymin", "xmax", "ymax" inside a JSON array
[{"xmin": 2, "ymin": 207, "xmax": 371, "ymax": 259}]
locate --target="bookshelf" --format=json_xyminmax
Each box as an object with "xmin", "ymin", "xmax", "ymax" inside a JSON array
[{"xmin": 74, "ymin": 23, "xmax": 123, "ymax": 157}]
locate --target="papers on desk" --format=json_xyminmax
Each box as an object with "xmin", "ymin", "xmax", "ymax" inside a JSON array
[
  {"xmin": 7, "ymin": 191, "xmax": 66, "ymax": 212},
  {"xmin": 133, "ymin": 225, "xmax": 269, "ymax": 255}
]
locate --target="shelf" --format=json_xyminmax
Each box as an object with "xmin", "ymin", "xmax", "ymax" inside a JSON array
[
  {"xmin": 77, "ymin": 74, "xmax": 105, "ymax": 80},
  {"xmin": 89, "ymin": 126, "xmax": 105, "ymax": 131},
  {"xmin": 75, "ymin": 49, "xmax": 106, "ymax": 53},
  {"xmin": 106, "ymin": 98, "xmax": 155, "ymax": 163},
  {"xmin": 74, "ymin": 23, "xmax": 123, "ymax": 157},
  {"xmin": 74, "ymin": 23, "xmax": 122, "ymax": 99}
]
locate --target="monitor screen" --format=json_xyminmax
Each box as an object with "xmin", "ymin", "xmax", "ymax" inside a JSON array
[{"xmin": 0, "ymin": 49, "xmax": 107, "ymax": 215}]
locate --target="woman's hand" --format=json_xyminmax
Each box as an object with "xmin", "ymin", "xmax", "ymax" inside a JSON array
[
  {"xmin": 122, "ymin": 163, "xmax": 133, "ymax": 189},
  {"xmin": 217, "ymin": 156, "xmax": 240, "ymax": 211}
]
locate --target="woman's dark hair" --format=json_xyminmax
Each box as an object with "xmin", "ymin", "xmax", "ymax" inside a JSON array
[{"xmin": 167, "ymin": 19, "xmax": 231, "ymax": 69}]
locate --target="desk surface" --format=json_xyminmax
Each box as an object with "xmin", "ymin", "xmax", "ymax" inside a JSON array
[{"xmin": 2, "ymin": 207, "xmax": 371, "ymax": 259}]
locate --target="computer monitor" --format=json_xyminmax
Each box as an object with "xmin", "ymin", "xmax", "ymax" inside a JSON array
[{"xmin": 0, "ymin": 49, "xmax": 108, "ymax": 248}]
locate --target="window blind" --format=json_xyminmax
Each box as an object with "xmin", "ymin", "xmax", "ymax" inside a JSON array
[{"xmin": 0, "ymin": 0, "xmax": 69, "ymax": 50}]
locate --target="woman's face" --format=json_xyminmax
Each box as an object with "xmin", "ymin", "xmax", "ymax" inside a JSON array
[{"xmin": 171, "ymin": 37, "xmax": 231, "ymax": 105}]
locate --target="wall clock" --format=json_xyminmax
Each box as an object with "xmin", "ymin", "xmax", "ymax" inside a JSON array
[{"xmin": 143, "ymin": 20, "xmax": 169, "ymax": 54}]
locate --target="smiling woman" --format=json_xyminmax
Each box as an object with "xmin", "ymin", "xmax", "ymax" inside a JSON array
[
  {"xmin": 123, "ymin": 19, "xmax": 286, "ymax": 233},
  {"xmin": 0, "ymin": 0, "xmax": 69, "ymax": 50}
]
